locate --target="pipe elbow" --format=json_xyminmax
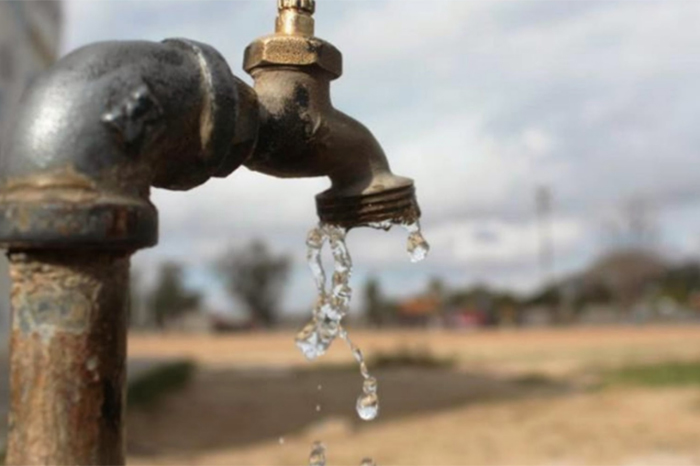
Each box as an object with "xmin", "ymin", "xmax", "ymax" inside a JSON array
[{"xmin": 0, "ymin": 39, "xmax": 258, "ymax": 250}]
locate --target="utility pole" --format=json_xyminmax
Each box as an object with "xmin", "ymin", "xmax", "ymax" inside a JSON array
[{"xmin": 535, "ymin": 185, "xmax": 554, "ymax": 288}]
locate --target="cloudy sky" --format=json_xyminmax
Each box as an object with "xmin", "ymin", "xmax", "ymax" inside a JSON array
[{"xmin": 62, "ymin": 0, "xmax": 700, "ymax": 315}]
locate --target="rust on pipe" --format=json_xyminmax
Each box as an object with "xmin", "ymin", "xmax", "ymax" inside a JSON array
[{"xmin": 6, "ymin": 251, "xmax": 129, "ymax": 465}]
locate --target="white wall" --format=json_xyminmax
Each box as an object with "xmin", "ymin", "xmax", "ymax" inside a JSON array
[{"xmin": 0, "ymin": 2, "xmax": 62, "ymax": 343}]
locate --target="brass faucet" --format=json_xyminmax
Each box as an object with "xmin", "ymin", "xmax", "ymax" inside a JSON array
[{"xmin": 244, "ymin": 0, "xmax": 421, "ymax": 227}]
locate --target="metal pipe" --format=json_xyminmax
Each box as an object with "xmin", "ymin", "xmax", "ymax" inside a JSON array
[
  {"xmin": 6, "ymin": 251, "xmax": 129, "ymax": 465},
  {"xmin": 0, "ymin": 37, "xmax": 257, "ymax": 465},
  {"xmin": 0, "ymin": 39, "xmax": 257, "ymax": 251}
]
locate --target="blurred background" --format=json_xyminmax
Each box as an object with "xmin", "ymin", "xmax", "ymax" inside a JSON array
[{"xmin": 3, "ymin": 0, "xmax": 700, "ymax": 464}]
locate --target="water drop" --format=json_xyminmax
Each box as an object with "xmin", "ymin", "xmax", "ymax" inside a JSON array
[
  {"xmin": 318, "ymin": 384, "xmax": 323, "ymax": 391},
  {"xmin": 359, "ymin": 362, "xmax": 370, "ymax": 380},
  {"xmin": 307, "ymin": 227, "xmax": 327, "ymax": 293},
  {"xmin": 403, "ymin": 222, "xmax": 430, "ymax": 263},
  {"xmin": 363, "ymin": 377, "xmax": 378, "ymax": 394},
  {"xmin": 316, "ymin": 404, "xmax": 322, "ymax": 412},
  {"xmin": 352, "ymin": 348, "xmax": 363, "ymax": 364},
  {"xmin": 300, "ymin": 219, "xmax": 428, "ymax": 424},
  {"xmin": 297, "ymin": 224, "xmax": 352, "ymax": 362},
  {"xmin": 279, "ymin": 437, "xmax": 285, "ymax": 445},
  {"xmin": 356, "ymin": 392, "xmax": 379, "ymax": 421},
  {"xmin": 307, "ymin": 226, "xmax": 325, "ymax": 249},
  {"xmin": 368, "ymin": 220, "xmax": 393, "ymax": 231},
  {"xmin": 295, "ymin": 320, "xmax": 324, "ymax": 361},
  {"xmin": 360, "ymin": 458, "xmax": 377, "ymax": 466},
  {"xmin": 309, "ymin": 441, "xmax": 326, "ymax": 466}
]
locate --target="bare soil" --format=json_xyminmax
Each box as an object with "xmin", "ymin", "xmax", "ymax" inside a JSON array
[{"xmin": 126, "ymin": 325, "xmax": 700, "ymax": 465}]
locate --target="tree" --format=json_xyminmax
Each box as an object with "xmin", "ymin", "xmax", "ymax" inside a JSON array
[
  {"xmin": 428, "ymin": 277, "xmax": 446, "ymax": 312},
  {"xmin": 216, "ymin": 240, "xmax": 291, "ymax": 328},
  {"xmin": 148, "ymin": 262, "xmax": 201, "ymax": 328},
  {"xmin": 660, "ymin": 262, "xmax": 700, "ymax": 305},
  {"xmin": 602, "ymin": 196, "xmax": 659, "ymax": 251},
  {"xmin": 585, "ymin": 248, "xmax": 667, "ymax": 315}
]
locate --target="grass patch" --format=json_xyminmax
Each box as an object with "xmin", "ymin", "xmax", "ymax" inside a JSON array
[
  {"xmin": 603, "ymin": 360, "xmax": 700, "ymax": 388},
  {"xmin": 299, "ymin": 346, "xmax": 457, "ymax": 374},
  {"xmin": 512, "ymin": 373, "xmax": 556, "ymax": 387},
  {"xmin": 127, "ymin": 360, "xmax": 196, "ymax": 408},
  {"xmin": 369, "ymin": 346, "xmax": 457, "ymax": 370}
]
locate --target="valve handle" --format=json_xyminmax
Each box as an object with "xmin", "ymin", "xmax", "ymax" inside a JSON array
[{"xmin": 278, "ymin": 0, "xmax": 315, "ymax": 15}]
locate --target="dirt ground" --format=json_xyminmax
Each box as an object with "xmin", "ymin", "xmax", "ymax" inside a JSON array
[{"xmin": 126, "ymin": 325, "xmax": 700, "ymax": 465}]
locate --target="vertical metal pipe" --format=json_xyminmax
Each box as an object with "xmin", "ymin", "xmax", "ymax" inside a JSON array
[{"xmin": 6, "ymin": 251, "xmax": 130, "ymax": 465}]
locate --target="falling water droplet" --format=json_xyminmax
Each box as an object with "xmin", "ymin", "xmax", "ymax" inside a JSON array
[
  {"xmin": 296, "ymin": 224, "xmax": 352, "ymax": 361},
  {"xmin": 316, "ymin": 404, "xmax": 322, "ymax": 412},
  {"xmin": 279, "ymin": 437, "xmax": 285, "ymax": 445},
  {"xmin": 360, "ymin": 458, "xmax": 377, "ymax": 466},
  {"xmin": 307, "ymin": 227, "xmax": 327, "ymax": 292},
  {"xmin": 403, "ymin": 221, "xmax": 430, "ymax": 263},
  {"xmin": 369, "ymin": 220, "xmax": 393, "ymax": 231},
  {"xmin": 296, "ymin": 318, "xmax": 324, "ymax": 361},
  {"xmin": 352, "ymin": 348, "xmax": 363, "ymax": 364},
  {"xmin": 299, "ymin": 219, "xmax": 429, "ymax": 454},
  {"xmin": 318, "ymin": 384, "xmax": 323, "ymax": 391},
  {"xmin": 356, "ymin": 392, "xmax": 379, "ymax": 421},
  {"xmin": 309, "ymin": 441, "xmax": 327, "ymax": 466},
  {"xmin": 363, "ymin": 377, "xmax": 378, "ymax": 394},
  {"xmin": 356, "ymin": 378, "xmax": 379, "ymax": 421}
]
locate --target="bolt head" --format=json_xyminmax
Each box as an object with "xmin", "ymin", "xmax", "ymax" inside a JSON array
[{"xmin": 244, "ymin": 35, "xmax": 342, "ymax": 79}]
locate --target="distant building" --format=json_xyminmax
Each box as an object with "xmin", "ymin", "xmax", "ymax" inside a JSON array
[
  {"xmin": 0, "ymin": 2, "xmax": 62, "ymax": 343},
  {"xmin": 396, "ymin": 296, "xmax": 441, "ymax": 327},
  {"xmin": 444, "ymin": 307, "xmax": 487, "ymax": 329}
]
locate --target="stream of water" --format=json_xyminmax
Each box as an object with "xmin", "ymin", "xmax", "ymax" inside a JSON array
[{"xmin": 297, "ymin": 220, "xmax": 430, "ymax": 466}]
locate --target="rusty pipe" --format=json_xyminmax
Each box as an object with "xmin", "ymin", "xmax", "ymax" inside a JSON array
[
  {"xmin": 7, "ymin": 251, "xmax": 129, "ymax": 465},
  {"xmin": 243, "ymin": 0, "xmax": 421, "ymax": 228},
  {"xmin": 0, "ymin": 38, "xmax": 257, "ymax": 465}
]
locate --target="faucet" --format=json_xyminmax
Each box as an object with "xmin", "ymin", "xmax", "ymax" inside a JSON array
[
  {"xmin": 244, "ymin": 0, "xmax": 421, "ymax": 228},
  {"xmin": 0, "ymin": 1, "xmax": 422, "ymax": 464}
]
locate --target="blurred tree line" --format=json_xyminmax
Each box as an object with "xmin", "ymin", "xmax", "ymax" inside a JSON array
[
  {"xmin": 130, "ymin": 215, "xmax": 700, "ymax": 331},
  {"xmin": 131, "ymin": 240, "xmax": 290, "ymax": 330},
  {"xmin": 360, "ymin": 249, "xmax": 700, "ymax": 329}
]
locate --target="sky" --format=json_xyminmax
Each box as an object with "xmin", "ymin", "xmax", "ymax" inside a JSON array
[{"xmin": 62, "ymin": 0, "xmax": 700, "ymax": 316}]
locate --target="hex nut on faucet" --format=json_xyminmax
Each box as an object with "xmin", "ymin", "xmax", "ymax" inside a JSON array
[{"xmin": 244, "ymin": 35, "xmax": 343, "ymax": 79}]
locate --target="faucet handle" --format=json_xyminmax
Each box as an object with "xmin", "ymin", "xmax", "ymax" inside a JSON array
[
  {"xmin": 278, "ymin": 0, "xmax": 315, "ymax": 15},
  {"xmin": 275, "ymin": 0, "xmax": 316, "ymax": 36}
]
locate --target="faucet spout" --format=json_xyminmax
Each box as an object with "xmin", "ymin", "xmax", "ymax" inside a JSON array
[{"xmin": 243, "ymin": 0, "xmax": 421, "ymax": 229}]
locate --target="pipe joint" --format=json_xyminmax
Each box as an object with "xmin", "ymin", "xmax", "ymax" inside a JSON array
[{"xmin": 0, "ymin": 39, "xmax": 259, "ymax": 251}]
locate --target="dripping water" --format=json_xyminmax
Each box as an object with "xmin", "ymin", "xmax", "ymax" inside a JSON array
[
  {"xmin": 309, "ymin": 441, "xmax": 326, "ymax": 466},
  {"xmin": 298, "ymin": 220, "xmax": 429, "ymax": 464}
]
